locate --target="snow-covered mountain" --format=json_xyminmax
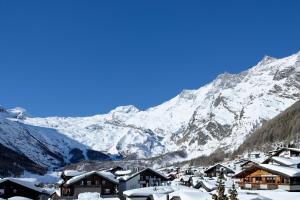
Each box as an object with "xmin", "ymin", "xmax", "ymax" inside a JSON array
[{"xmin": 1, "ymin": 51, "xmax": 300, "ymax": 173}]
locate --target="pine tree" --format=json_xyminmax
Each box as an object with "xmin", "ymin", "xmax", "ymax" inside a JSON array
[
  {"xmin": 228, "ymin": 183, "xmax": 238, "ymax": 200},
  {"xmin": 212, "ymin": 173, "xmax": 228, "ymax": 200}
]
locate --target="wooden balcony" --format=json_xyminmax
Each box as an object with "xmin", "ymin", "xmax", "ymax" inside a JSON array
[{"xmin": 239, "ymin": 182, "xmax": 282, "ymax": 190}]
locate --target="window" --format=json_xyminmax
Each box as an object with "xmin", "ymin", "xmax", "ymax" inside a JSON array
[
  {"xmin": 255, "ymin": 177, "xmax": 262, "ymax": 183},
  {"xmin": 102, "ymin": 180, "xmax": 106, "ymax": 185},
  {"xmin": 104, "ymin": 188, "xmax": 111, "ymax": 194},
  {"xmin": 266, "ymin": 177, "xmax": 275, "ymax": 184},
  {"xmin": 87, "ymin": 181, "xmax": 92, "ymax": 186}
]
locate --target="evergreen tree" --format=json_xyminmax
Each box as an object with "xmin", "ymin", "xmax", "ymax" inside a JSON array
[
  {"xmin": 212, "ymin": 173, "xmax": 228, "ymax": 200},
  {"xmin": 228, "ymin": 183, "xmax": 238, "ymax": 200}
]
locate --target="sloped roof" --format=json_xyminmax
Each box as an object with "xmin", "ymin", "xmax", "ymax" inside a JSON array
[
  {"xmin": 65, "ymin": 171, "xmax": 118, "ymax": 186},
  {"xmin": 0, "ymin": 178, "xmax": 49, "ymax": 194},
  {"xmin": 204, "ymin": 164, "xmax": 235, "ymax": 174},
  {"xmin": 234, "ymin": 164, "xmax": 300, "ymax": 178},
  {"xmin": 120, "ymin": 168, "xmax": 168, "ymax": 182},
  {"xmin": 260, "ymin": 164, "xmax": 300, "ymax": 177},
  {"xmin": 273, "ymin": 148, "xmax": 300, "ymax": 156},
  {"xmin": 180, "ymin": 175, "xmax": 192, "ymax": 182},
  {"xmin": 271, "ymin": 157, "xmax": 300, "ymax": 166},
  {"xmin": 114, "ymin": 170, "xmax": 132, "ymax": 176},
  {"xmin": 63, "ymin": 170, "xmax": 86, "ymax": 177},
  {"xmin": 123, "ymin": 186, "xmax": 174, "ymax": 197}
]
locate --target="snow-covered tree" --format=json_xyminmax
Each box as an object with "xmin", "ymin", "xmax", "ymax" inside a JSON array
[
  {"xmin": 228, "ymin": 183, "xmax": 238, "ymax": 200},
  {"xmin": 212, "ymin": 173, "xmax": 228, "ymax": 200}
]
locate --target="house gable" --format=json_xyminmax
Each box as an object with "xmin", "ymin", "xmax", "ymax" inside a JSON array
[{"xmin": 0, "ymin": 180, "xmax": 47, "ymax": 199}]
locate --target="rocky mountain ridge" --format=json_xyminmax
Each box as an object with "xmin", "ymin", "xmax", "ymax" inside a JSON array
[{"xmin": 1, "ymin": 51, "xmax": 300, "ymax": 175}]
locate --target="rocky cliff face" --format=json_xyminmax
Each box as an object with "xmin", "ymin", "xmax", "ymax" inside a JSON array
[
  {"xmin": 1, "ymin": 51, "xmax": 300, "ymax": 174},
  {"xmin": 236, "ymin": 100, "xmax": 300, "ymax": 153},
  {"xmin": 175, "ymin": 53, "xmax": 300, "ymax": 157},
  {"xmin": 0, "ymin": 107, "xmax": 112, "ymax": 175}
]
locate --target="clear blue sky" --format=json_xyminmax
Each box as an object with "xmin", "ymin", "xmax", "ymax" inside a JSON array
[{"xmin": 0, "ymin": 0, "xmax": 299, "ymax": 117}]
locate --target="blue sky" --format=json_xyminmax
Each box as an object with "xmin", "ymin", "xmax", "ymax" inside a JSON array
[{"xmin": 0, "ymin": 0, "xmax": 299, "ymax": 116}]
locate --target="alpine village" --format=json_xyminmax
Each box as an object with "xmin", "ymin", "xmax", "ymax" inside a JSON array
[{"xmin": 2, "ymin": 50, "xmax": 300, "ymax": 200}]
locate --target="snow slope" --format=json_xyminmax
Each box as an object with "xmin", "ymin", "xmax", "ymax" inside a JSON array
[{"xmin": 1, "ymin": 51, "xmax": 300, "ymax": 171}]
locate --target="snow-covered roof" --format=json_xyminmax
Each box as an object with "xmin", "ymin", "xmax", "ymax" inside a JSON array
[
  {"xmin": 284, "ymin": 147, "xmax": 300, "ymax": 153},
  {"xmin": 272, "ymin": 147, "xmax": 300, "ymax": 156},
  {"xmin": 271, "ymin": 156, "xmax": 300, "ymax": 166},
  {"xmin": 249, "ymin": 151, "xmax": 261, "ymax": 155},
  {"xmin": 77, "ymin": 192, "xmax": 101, "ymax": 200},
  {"xmin": 63, "ymin": 170, "xmax": 86, "ymax": 177},
  {"xmin": 8, "ymin": 197, "xmax": 33, "ymax": 200},
  {"xmin": 240, "ymin": 159, "xmax": 259, "ymax": 167},
  {"xmin": 204, "ymin": 163, "xmax": 235, "ymax": 173},
  {"xmin": 0, "ymin": 178, "xmax": 49, "ymax": 194},
  {"xmin": 235, "ymin": 164, "xmax": 300, "ymax": 178},
  {"xmin": 65, "ymin": 171, "xmax": 118, "ymax": 185},
  {"xmin": 259, "ymin": 164, "xmax": 300, "ymax": 177},
  {"xmin": 123, "ymin": 186, "xmax": 174, "ymax": 197},
  {"xmin": 124, "ymin": 185, "xmax": 211, "ymax": 200},
  {"xmin": 180, "ymin": 175, "xmax": 192, "ymax": 182},
  {"xmin": 120, "ymin": 168, "xmax": 168, "ymax": 181},
  {"xmin": 250, "ymin": 157, "xmax": 267, "ymax": 164},
  {"xmin": 169, "ymin": 189, "xmax": 211, "ymax": 200},
  {"xmin": 114, "ymin": 170, "xmax": 132, "ymax": 176}
]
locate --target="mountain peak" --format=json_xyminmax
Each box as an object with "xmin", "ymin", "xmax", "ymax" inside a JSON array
[
  {"xmin": 109, "ymin": 105, "xmax": 140, "ymax": 114},
  {"xmin": 8, "ymin": 107, "xmax": 28, "ymax": 119},
  {"xmin": 258, "ymin": 55, "xmax": 277, "ymax": 65},
  {"xmin": 179, "ymin": 89, "xmax": 197, "ymax": 100}
]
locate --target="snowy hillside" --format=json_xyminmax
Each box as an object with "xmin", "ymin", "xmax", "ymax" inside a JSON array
[{"xmin": 1, "ymin": 51, "xmax": 300, "ymax": 172}]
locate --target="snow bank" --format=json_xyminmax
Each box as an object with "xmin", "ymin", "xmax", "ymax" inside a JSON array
[
  {"xmin": 8, "ymin": 197, "xmax": 33, "ymax": 200},
  {"xmin": 77, "ymin": 193, "xmax": 103, "ymax": 200}
]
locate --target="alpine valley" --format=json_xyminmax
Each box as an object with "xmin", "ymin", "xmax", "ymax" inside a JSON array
[{"xmin": 1, "ymin": 51, "xmax": 300, "ymax": 176}]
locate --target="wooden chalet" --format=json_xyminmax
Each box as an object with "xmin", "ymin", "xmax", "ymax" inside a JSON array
[
  {"xmin": 262, "ymin": 156, "xmax": 300, "ymax": 168},
  {"xmin": 234, "ymin": 164, "xmax": 300, "ymax": 191},
  {"xmin": 60, "ymin": 171, "xmax": 119, "ymax": 199},
  {"xmin": 119, "ymin": 168, "xmax": 169, "ymax": 200},
  {"xmin": 204, "ymin": 164, "xmax": 235, "ymax": 177},
  {"xmin": 269, "ymin": 147, "xmax": 300, "ymax": 158},
  {"xmin": 0, "ymin": 178, "xmax": 50, "ymax": 200},
  {"xmin": 179, "ymin": 175, "xmax": 193, "ymax": 187},
  {"xmin": 248, "ymin": 152, "xmax": 261, "ymax": 159},
  {"xmin": 108, "ymin": 166, "xmax": 124, "ymax": 174},
  {"xmin": 60, "ymin": 170, "xmax": 86, "ymax": 182},
  {"xmin": 240, "ymin": 160, "xmax": 259, "ymax": 170}
]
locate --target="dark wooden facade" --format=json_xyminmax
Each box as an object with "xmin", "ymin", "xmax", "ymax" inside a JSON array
[
  {"xmin": 138, "ymin": 168, "xmax": 169, "ymax": 187},
  {"xmin": 270, "ymin": 148, "xmax": 300, "ymax": 157},
  {"xmin": 204, "ymin": 164, "xmax": 235, "ymax": 177},
  {"xmin": 240, "ymin": 160, "xmax": 258, "ymax": 170},
  {"xmin": 0, "ymin": 179, "xmax": 49, "ymax": 200},
  {"xmin": 118, "ymin": 168, "xmax": 169, "ymax": 200},
  {"xmin": 108, "ymin": 166, "xmax": 124, "ymax": 174},
  {"xmin": 60, "ymin": 172, "xmax": 118, "ymax": 199}
]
